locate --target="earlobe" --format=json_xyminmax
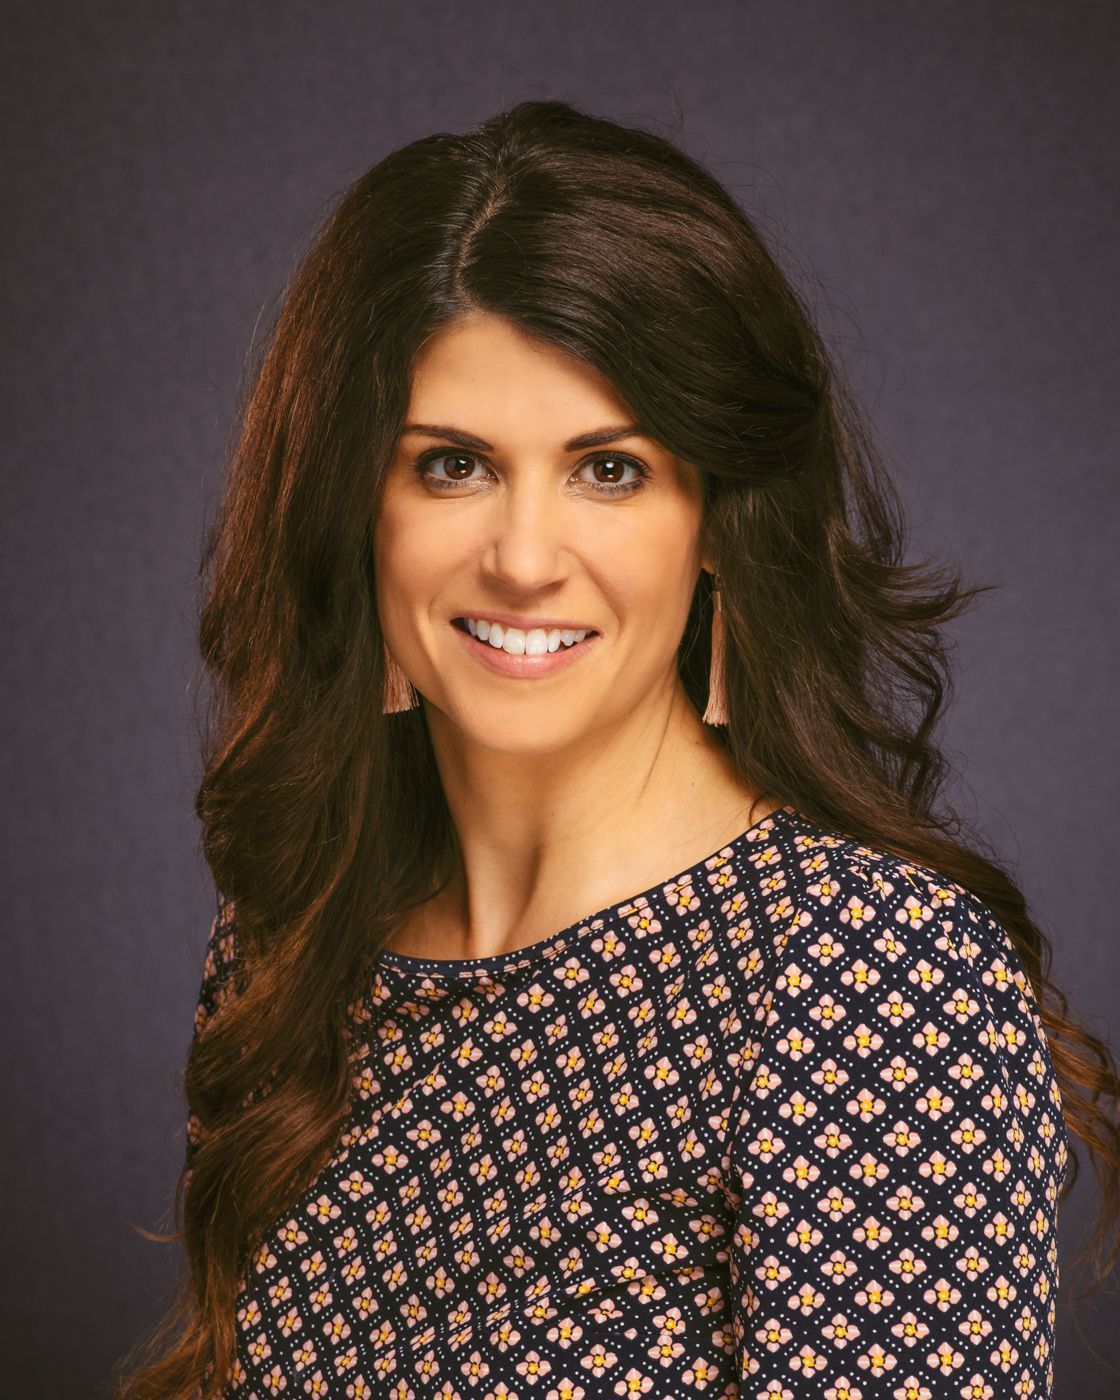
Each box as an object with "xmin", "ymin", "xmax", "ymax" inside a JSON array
[{"xmin": 698, "ymin": 534, "xmax": 717, "ymax": 579}]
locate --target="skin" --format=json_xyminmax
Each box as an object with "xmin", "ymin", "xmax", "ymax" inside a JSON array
[{"xmin": 373, "ymin": 310, "xmax": 780, "ymax": 961}]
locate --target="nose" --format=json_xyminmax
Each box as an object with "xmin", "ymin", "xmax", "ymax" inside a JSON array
[{"xmin": 479, "ymin": 473, "xmax": 571, "ymax": 590}]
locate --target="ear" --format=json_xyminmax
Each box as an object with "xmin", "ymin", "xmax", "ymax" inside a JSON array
[{"xmin": 698, "ymin": 519, "xmax": 717, "ymax": 579}]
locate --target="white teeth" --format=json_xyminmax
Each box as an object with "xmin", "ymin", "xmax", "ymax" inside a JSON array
[{"xmin": 463, "ymin": 618, "xmax": 591, "ymax": 654}]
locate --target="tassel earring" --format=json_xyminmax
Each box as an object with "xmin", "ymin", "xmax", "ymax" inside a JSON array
[
  {"xmin": 702, "ymin": 571, "xmax": 729, "ymax": 726},
  {"xmin": 382, "ymin": 640, "xmax": 420, "ymax": 713}
]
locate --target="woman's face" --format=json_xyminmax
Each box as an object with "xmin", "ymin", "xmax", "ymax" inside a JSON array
[{"xmin": 374, "ymin": 311, "xmax": 711, "ymax": 756}]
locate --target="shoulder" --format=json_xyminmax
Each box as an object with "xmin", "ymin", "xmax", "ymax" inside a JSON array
[
  {"xmin": 718, "ymin": 813, "xmax": 1067, "ymax": 1157},
  {"xmin": 721, "ymin": 808, "xmax": 1033, "ymax": 1014},
  {"xmin": 740, "ymin": 807, "xmax": 1006, "ymax": 936},
  {"xmin": 194, "ymin": 892, "xmax": 243, "ymax": 1038}
]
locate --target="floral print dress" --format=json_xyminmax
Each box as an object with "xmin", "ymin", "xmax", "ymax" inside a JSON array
[{"xmin": 186, "ymin": 802, "xmax": 1068, "ymax": 1399}]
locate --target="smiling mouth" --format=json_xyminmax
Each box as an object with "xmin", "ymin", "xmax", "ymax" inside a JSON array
[{"xmin": 453, "ymin": 616, "xmax": 599, "ymax": 652}]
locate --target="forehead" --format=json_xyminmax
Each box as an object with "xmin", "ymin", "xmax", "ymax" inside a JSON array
[{"xmin": 407, "ymin": 313, "xmax": 633, "ymax": 425}]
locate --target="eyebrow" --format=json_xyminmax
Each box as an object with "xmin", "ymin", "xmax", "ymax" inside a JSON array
[{"xmin": 399, "ymin": 423, "xmax": 648, "ymax": 452}]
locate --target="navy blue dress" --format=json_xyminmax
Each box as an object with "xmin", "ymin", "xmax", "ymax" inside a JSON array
[{"xmin": 186, "ymin": 802, "xmax": 1068, "ymax": 1398}]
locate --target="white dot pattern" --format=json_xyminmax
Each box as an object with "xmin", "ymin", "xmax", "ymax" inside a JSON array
[{"xmin": 186, "ymin": 803, "xmax": 1068, "ymax": 1398}]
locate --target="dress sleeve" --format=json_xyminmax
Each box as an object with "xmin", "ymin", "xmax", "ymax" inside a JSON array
[
  {"xmin": 183, "ymin": 893, "xmax": 241, "ymax": 1179},
  {"xmin": 726, "ymin": 853, "xmax": 1066, "ymax": 1399}
]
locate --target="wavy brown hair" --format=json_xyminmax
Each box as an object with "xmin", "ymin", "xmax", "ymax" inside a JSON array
[{"xmin": 109, "ymin": 97, "xmax": 1120, "ymax": 1398}]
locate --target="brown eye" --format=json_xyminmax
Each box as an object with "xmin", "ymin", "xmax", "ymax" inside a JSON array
[
  {"xmin": 430, "ymin": 453, "xmax": 478, "ymax": 479},
  {"xmin": 412, "ymin": 451, "xmax": 488, "ymax": 489},
  {"xmin": 578, "ymin": 455, "xmax": 649, "ymax": 495}
]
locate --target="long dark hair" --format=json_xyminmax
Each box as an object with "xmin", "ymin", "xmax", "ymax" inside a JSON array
[{"xmin": 111, "ymin": 98, "xmax": 1120, "ymax": 1398}]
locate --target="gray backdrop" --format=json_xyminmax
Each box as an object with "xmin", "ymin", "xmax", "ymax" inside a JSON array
[{"xmin": 3, "ymin": 2, "xmax": 1117, "ymax": 1395}]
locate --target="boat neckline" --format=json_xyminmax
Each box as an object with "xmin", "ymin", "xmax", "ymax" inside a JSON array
[{"xmin": 374, "ymin": 801, "xmax": 801, "ymax": 981}]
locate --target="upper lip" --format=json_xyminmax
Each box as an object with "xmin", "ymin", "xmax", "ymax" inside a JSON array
[{"xmin": 454, "ymin": 611, "xmax": 599, "ymax": 633}]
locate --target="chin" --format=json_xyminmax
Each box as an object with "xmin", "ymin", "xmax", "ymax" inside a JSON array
[
  {"xmin": 446, "ymin": 704, "xmax": 605, "ymax": 757},
  {"xmin": 480, "ymin": 720, "xmax": 593, "ymax": 756}
]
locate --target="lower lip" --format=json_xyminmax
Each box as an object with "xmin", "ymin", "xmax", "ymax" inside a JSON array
[{"xmin": 451, "ymin": 621, "xmax": 600, "ymax": 677}]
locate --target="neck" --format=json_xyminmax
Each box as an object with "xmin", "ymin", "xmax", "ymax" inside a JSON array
[{"xmin": 397, "ymin": 679, "xmax": 776, "ymax": 962}]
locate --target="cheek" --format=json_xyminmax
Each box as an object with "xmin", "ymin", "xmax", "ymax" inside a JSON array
[
  {"xmin": 619, "ymin": 510, "xmax": 703, "ymax": 611},
  {"xmin": 373, "ymin": 496, "xmax": 454, "ymax": 606},
  {"xmin": 373, "ymin": 506, "xmax": 422, "ymax": 641}
]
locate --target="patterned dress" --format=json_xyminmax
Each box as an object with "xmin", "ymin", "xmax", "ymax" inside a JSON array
[{"xmin": 186, "ymin": 802, "xmax": 1068, "ymax": 1399}]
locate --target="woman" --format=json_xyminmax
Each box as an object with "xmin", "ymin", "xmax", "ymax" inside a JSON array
[{"xmin": 114, "ymin": 100, "xmax": 1119, "ymax": 1399}]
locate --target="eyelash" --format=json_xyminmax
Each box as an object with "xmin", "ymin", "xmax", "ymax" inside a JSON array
[{"xmin": 410, "ymin": 449, "xmax": 651, "ymax": 497}]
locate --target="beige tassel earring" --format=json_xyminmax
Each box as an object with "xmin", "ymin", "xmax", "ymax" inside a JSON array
[
  {"xmin": 702, "ymin": 571, "xmax": 729, "ymax": 726},
  {"xmin": 382, "ymin": 640, "xmax": 420, "ymax": 713}
]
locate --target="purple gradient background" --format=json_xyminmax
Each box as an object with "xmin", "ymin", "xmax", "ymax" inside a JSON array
[{"xmin": 2, "ymin": 2, "xmax": 1117, "ymax": 1394}]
